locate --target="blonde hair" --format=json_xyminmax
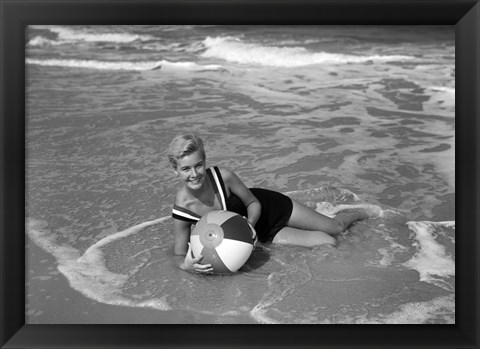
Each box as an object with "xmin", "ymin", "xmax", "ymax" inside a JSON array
[{"xmin": 167, "ymin": 134, "xmax": 205, "ymax": 169}]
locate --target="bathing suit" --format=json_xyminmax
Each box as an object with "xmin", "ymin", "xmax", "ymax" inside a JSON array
[{"xmin": 172, "ymin": 166, "xmax": 293, "ymax": 243}]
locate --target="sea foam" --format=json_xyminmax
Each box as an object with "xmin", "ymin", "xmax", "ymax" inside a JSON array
[
  {"xmin": 202, "ymin": 36, "xmax": 414, "ymax": 67},
  {"xmin": 27, "ymin": 217, "xmax": 173, "ymax": 311},
  {"xmin": 29, "ymin": 25, "xmax": 153, "ymax": 44},
  {"xmin": 27, "ymin": 36, "xmax": 62, "ymax": 47},
  {"xmin": 403, "ymin": 221, "xmax": 455, "ymax": 289},
  {"xmin": 26, "ymin": 58, "xmax": 224, "ymax": 72}
]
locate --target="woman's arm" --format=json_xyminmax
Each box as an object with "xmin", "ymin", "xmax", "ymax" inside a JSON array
[
  {"xmin": 220, "ymin": 168, "xmax": 262, "ymax": 227},
  {"xmin": 173, "ymin": 218, "xmax": 191, "ymax": 255},
  {"xmin": 173, "ymin": 218, "xmax": 213, "ymax": 274}
]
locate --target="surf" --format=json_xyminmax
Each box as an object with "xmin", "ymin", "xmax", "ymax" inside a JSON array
[
  {"xmin": 29, "ymin": 25, "xmax": 153, "ymax": 45},
  {"xmin": 26, "ymin": 186, "xmax": 455, "ymax": 324},
  {"xmin": 25, "ymin": 58, "xmax": 225, "ymax": 72},
  {"xmin": 201, "ymin": 36, "xmax": 415, "ymax": 67}
]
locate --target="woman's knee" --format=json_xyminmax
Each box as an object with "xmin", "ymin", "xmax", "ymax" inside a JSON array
[
  {"xmin": 311, "ymin": 232, "xmax": 337, "ymax": 247},
  {"xmin": 328, "ymin": 219, "xmax": 345, "ymax": 235},
  {"xmin": 323, "ymin": 234, "xmax": 337, "ymax": 246}
]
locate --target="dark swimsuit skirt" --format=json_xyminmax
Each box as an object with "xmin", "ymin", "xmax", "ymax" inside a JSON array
[{"xmin": 227, "ymin": 188, "xmax": 293, "ymax": 243}]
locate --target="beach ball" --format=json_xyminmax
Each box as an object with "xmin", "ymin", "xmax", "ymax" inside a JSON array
[{"xmin": 190, "ymin": 210, "xmax": 254, "ymax": 274}]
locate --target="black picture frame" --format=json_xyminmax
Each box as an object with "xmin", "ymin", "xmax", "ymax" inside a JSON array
[{"xmin": 1, "ymin": 0, "xmax": 478, "ymax": 348}]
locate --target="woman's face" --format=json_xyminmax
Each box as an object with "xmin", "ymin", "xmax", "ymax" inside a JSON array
[{"xmin": 174, "ymin": 150, "xmax": 207, "ymax": 191}]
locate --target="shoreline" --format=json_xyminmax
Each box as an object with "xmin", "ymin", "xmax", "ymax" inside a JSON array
[{"xmin": 27, "ymin": 241, "xmax": 198, "ymax": 324}]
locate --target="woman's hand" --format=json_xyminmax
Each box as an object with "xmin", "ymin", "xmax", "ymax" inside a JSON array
[
  {"xmin": 180, "ymin": 243, "xmax": 214, "ymax": 274},
  {"xmin": 244, "ymin": 217, "xmax": 258, "ymax": 248}
]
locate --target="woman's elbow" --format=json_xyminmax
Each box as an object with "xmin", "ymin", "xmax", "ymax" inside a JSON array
[{"xmin": 249, "ymin": 200, "xmax": 262, "ymax": 215}]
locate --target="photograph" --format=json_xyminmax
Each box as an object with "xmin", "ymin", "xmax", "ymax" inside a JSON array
[
  {"xmin": 25, "ymin": 24, "xmax": 455, "ymax": 324},
  {"xmin": 1, "ymin": 0, "xmax": 479, "ymax": 348}
]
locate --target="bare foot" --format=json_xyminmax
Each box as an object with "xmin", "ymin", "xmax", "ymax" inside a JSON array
[{"xmin": 358, "ymin": 204, "xmax": 383, "ymax": 218}]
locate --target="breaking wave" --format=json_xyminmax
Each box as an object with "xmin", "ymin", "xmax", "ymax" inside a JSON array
[
  {"xmin": 26, "ymin": 58, "xmax": 224, "ymax": 71},
  {"xmin": 202, "ymin": 36, "xmax": 415, "ymax": 67}
]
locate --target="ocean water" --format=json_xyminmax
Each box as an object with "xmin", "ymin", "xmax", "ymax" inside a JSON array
[{"xmin": 25, "ymin": 25, "xmax": 455, "ymax": 324}]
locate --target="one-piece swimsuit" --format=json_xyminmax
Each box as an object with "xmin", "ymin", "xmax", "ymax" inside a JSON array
[{"xmin": 172, "ymin": 166, "xmax": 293, "ymax": 243}]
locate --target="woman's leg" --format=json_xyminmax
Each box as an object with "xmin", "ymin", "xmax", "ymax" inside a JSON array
[
  {"xmin": 273, "ymin": 226, "xmax": 337, "ymax": 247},
  {"xmin": 286, "ymin": 199, "xmax": 369, "ymax": 235},
  {"xmin": 272, "ymin": 199, "xmax": 379, "ymax": 247}
]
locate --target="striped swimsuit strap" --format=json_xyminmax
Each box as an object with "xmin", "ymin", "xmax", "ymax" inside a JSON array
[
  {"xmin": 171, "ymin": 167, "xmax": 228, "ymax": 223},
  {"xmin": 171, "ymin": 204, "xmax": 201, "ymax": 223},
  {"xmin": 209, "ymin": 166, "xmax": 228, "ymax": 210}
]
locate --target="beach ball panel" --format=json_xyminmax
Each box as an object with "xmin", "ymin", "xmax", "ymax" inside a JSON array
[
  {"xmin": 206, "ymin": 210, "xmax": 237, "ymax": 226},
  {"xmin": 198, "ymin": 223, "xmax": 224, "ymax": 249},
  {"xmin": 190, "ymin": 215, "xmax": 209, "ymax": 237},
  {"xmin": 220, "ymin": 214, "xmax": 253, "ymax": 244},
  {"xmin": 190, "ymin": 235, "xmax": 203, "ymax": 258},
  {"xmin": 200, "ymin": 246, "xmax": 231, "ymax": 274},
  {"xmin": 216, "ymin": 239, "xmax": 253, "ymax": 272}
]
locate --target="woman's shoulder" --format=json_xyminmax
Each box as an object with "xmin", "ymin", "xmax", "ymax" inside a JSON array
[
  {"xmin": 174, "ymin": 187, "xmax": 188, "ymax": 206},
  {"xmin": 215, "ymin": 166, "xmax": 234, "ymax": 181}
]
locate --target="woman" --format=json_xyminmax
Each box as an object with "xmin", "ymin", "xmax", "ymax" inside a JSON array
[{"xmin": 168, "ymin": 134, "xmax": 379, "ymax": 274}]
